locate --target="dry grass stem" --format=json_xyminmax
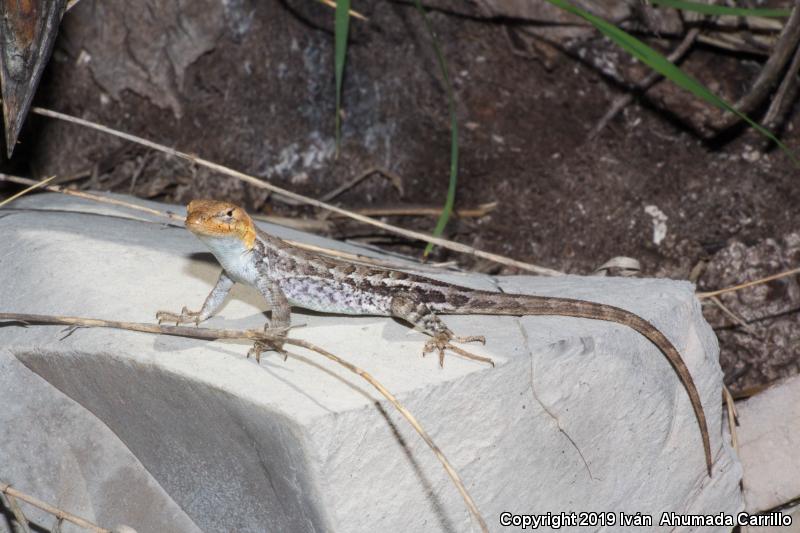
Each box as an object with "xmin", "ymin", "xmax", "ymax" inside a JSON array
[
  {"xmin": 0, "ymin": 173, "xmax": 336, "ymax": 232},
  {"xmin": 30, "ymin": 106, "xmax": 561, "ymax": 276},
  {"xmin": 0, "ymin": 174, "xmax": 185, "ymax": 222},
  {"xmin": 695, "ymin": 33, "xmax": 773, "ymax": 56},
  {"xmin": 288, "ymin": 338, "xmax": 489, "ymax": 532},
  {"xmin": 707, "ymin": 296, "xmax": 760, "ymax": 338},
  {"xmin": 0, "ymin": 312, "xmax": 488, "ymax": 532},
  {"xmin": 722, "ymin": 386, "xmax": 739, "ymax": 453},
  {"xmin": 0, "ymin": 175, "xmax": 57, "ymax": 208},
  {"xmin": 319, "ymin": 166, "xmax": 404, "ymax": 202},
  {"xmin": 697, "ymin": 266, "xmax": 800, "ymax": 299},
  {"xmin": 337, "ymin": 202, "xmax": 497, "ymax": 218},
  {"xmin": 0, "ymin": 482, "xmax": 110, "ymax": 533},
  {"xmin": 0, "ymin": 174, "xmax": 458, "ymax": 273},
  {"xmin": 3, "ymin": 492, "xmax": 32, "ymax": 533}
]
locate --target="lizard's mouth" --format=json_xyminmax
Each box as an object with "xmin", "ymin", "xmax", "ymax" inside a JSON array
[{"xmin": 184, "ymin": 213, "xmax": 207, "ymax": 234}]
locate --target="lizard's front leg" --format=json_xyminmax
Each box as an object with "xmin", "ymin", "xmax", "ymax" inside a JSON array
[
  {"xmin": 248, "ymin": 274, "xmax": 292, "ymax": 363},
  {"xmin": 156, "ymin": 271, "xmax": 234, "ymax": 325},
  {"xmin": 390, "ymin": 296, "xmax": 488, "ymax": 366}
]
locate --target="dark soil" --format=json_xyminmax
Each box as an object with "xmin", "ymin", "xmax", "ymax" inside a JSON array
[{"xmin": 5, "ymin": 0, "xmax": 799, "ymax": 395}]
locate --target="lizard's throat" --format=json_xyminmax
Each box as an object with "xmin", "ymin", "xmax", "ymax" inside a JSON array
[{"xmin": 194, "ymin": 234, "xmax": 257, "ymax": 282}]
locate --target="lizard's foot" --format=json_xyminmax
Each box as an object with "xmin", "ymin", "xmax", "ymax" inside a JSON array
[
  {"xmin": 423, "ymin": 332, "xmax": 493, "ymax": 367},
  {"xmin": 156, "ymin": 306, "xmax": 204, "ymax": 326},
  {"xmin": 247, "ymin": 327, "xmax": 289, "ymax": 363}
]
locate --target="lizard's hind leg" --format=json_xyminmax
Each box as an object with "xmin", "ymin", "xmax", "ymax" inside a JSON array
[
  {"xmin": 390, "ymin": 296, "xmax": 490, "ymax": 367},
  {"xmin": 247, "ymin": 275, "xmax": 292, "ymax": 363}
]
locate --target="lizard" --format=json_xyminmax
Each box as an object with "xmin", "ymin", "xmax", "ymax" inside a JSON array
[{"xmin": 156, "ymin": 199, "xmax": 713, "ymax": 476}]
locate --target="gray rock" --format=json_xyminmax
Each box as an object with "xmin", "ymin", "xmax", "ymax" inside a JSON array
[
  {"xmin": 1, "ymin": 193, "xmax": 741, "ymax": 532},
  {"xmin": 738, "ymin": 373, "xmax": 800, "ymax": 515}
]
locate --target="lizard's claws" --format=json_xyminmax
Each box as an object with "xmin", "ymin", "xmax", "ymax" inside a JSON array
[
  {"xmin": 423, "ymin": 332, "xmax": 492, "ymax": 367},
  {"xmin": 247, "ymin": 327, "xmax": 290, "ymax": 363},
  {"xmin": 155, "ymin": 307, "xmax": 202, "ymax": 326}
]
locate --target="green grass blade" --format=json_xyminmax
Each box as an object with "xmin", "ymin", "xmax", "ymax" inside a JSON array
[
  {"xmin": 649, "ymin": 0, "xmax": 791, "ymax": 18},
  {"xmin": 412, "ymin": 0, "xmax": 459, "ymax": 257},
  {"xmin": 546, "ymin": 0, "xmax": 797, "ymax": 163},
  {"xmin": 334, "ymin": 0, "xmax": 351, "ymax": 156}
]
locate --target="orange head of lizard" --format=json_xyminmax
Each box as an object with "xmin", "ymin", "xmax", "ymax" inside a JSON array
[{"xmin": 185, "ymin": 199, "xmax": 256, "ymax": 249}]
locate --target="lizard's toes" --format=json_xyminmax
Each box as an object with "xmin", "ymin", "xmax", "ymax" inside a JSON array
[
  {"xmin": 247, "ymin": 330, "xmax": 289, "ymax": 364},
  {"xmin": 155, "ymin": 311, "xmax": 176, "ymax": 324},
  {"xmin": 422, "ymin": 335, "xmax": 450, "ymax": 367},
  {"xmin": 453, "ymin": 335, "xmax": 485, "ymax": 345},
  {"xmin": 247, "ymin": 343, "xmax": 265, "ymax": 364},
  {"xmin": 421, "ymin": 332, "xmax": 493, "ymax": 367}
]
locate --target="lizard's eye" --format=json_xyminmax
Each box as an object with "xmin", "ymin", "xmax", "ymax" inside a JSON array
[{"xmin": 225, "ymin": 209, "xmax": 235, "ymax": 218}]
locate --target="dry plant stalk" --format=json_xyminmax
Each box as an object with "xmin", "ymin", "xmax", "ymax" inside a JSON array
[
  {"xmin": 0, "ymin": 175, "xmax": 57, "ymax": 208},
  {"xmin": 0, "ymin": 312, "xmax": 489, "ymax": 532},
  {"xmin": 706, "ymin": 296, "xmax": 760, "ymax": 338},
  {"xmin": 0, "ymin": 482, "xmax": 110, "ymax": 533},
  {"xmin": 0, "ymin": 174, "xmax": 185, "ymax": 221},
  {"xmin": 697, "ymin": 266, "xmax": 800, "ymax": 299},
  {"xmin": 0, "ymin": 174, "xmax": 461, "ymax": 274},
  {"xmin": 722, "ymin": 386, "xmax": 739, "ymax": 453},
  {"xmin": 30, "ymin": 106, "xmax": 561, "ymax": 276},
  {"xmin": 341, "ymin": 203, "xmax": 497, "ymax": 218},
  {"xmin": 0, "ymin": 173, "xmax": 330, "ymax": 232}
]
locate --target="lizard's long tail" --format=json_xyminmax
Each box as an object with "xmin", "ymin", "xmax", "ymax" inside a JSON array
[{"xmin": 442, "ymin": 293, "xmax": 713, "ymax": 476}]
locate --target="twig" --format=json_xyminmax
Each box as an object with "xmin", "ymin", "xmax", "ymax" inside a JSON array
[
  {"xmin": 694, "ymin": 33, "xmax": 772, "ymax": 56},
  {"xmin": 2, "ymin": 492, "xmax": 32, "ymax": 533},
  {"xmin": 30, "ymin": 106, "xmax": 562, "ymax": 276},
  {"xmin": 0, "ymin": 173, "xmax": 336, "ymax": 232},
  {"xmin": 711, "ymin": 0, "xmax": 800, "ymax": 131},
  {"xmin": 697, "ymin": 266, "xmax": 800, "ymax": 299},
  {"xmin": 288, "ymin": 338, "xmax": 489, "ymax": 531},
  {"xmin": 707, "ymin": 296, "xmax": 761, "ymax": 338},
  {"xmin": 0, "ymin": 313, "xmax": 279, "ymax": 342},
  {"xmin": 319, "ymin": 166, "xmax": 404, "ymax": 202},
  {"xmin": 588, "ymin": 28, "xmax": 699, "ymax": 140},
  {"xmin": 0, "ymin": 482, "xmax": 110, "ymax": 533},
  {"xmin": 335, "ymin": 202, "xmax": 497, "ymax": 219},
  {"xmin": 722, "ymin": 386, "xmax": 739, "ymax": 452},
  {"xmin": 0, "ymin": 174, "xmax": 458, "ymax": 273},
  {"xmin": 722, "ymin": 385, "xmax": 739, "ymax": 455},
  {"xmin": 0, "ymin": 176, "xmax": 57, "ymax": 208},
  {"xmin": 0, "ymin": 312, "xmax": 489, "ymax": 532},
  {"xmin": 763, "ymin": 33, "xmax": 800, "ymax": 131},
  {"xmin": 0, "ymin": 173, "xmax": 185, "ymax": 222}
]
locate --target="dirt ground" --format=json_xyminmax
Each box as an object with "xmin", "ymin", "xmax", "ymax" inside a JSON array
[{"xmin": 5, "ymin": 0, "xmax": 799, "ymax": 395}]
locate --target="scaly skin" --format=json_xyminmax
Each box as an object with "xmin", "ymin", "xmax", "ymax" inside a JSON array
[{"xmin": 157, "ymin": 199, "xmax": 714, "ymax": 476}]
